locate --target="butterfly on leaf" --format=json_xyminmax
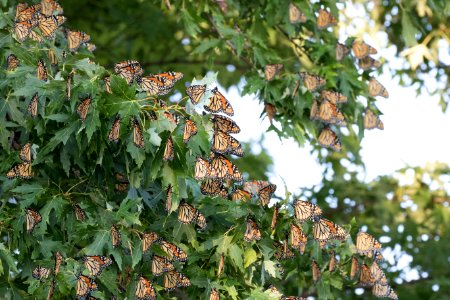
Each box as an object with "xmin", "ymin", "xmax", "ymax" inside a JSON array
[
  {"xmin": 320, "ymin": 90, "xmax": 348, "ymax": 104},
  {"xmin": 114, "ymin": 60, "xmax": 143, "ymax": 85},
  {"xmin": 138, "ymin": 75, "xmax": 168, "ymax": 95},
  {"xmin": 6, "ymin": 54, "xmax": 20, "ymax": 71},
  {"xmin": 73, "ymin": 203, "xmax": 86, "ymax": 221},
  {"xmin": 183, "ymin": 118, "xmax": 197, "ymax": 143},
  {"xmin": 158, "ymin": 240, "xmax": 188, "ymax": 262},
  {"xmin": 274, "ymin": 240, "xmax": 295, "ymax": 261},
  {"xmin": 152, "ymin": 255, "xmax": 174, "ymax": 277},
  {"xmin": 163, "ymin": 136, "xmax": 174, "ymax": 161},
  {"xmin": 66, "ymin": 72, "xmax": 73, "ymax": 100},
  {"xmin": 336, "ymin": 43, "xmax": 350, "ymax": 61},
  {"xmin": 37, "ymin": 59, "xmax": 48, "ymax": 81},
  {"xmin": 352, "ymin": 40, "xmax": 377, "ymax": 59},
  {"xmin": 317, "ymin": 9, "xmax": 337, "ymax": 29},
  {"xmin": 204, "ymin": 87, "xmax": 234, "ymax": 116},
  {"xmin": 142, "ymin": 232, "xmax": 159, "ymax": 253},
  {"xmin": 318, "ymin": 126, "xmax": 341, "ymax": 152},
  {"xmin": 368, "ymin": 77, "xmax": 389, "ymax": 98},
  {"xmin": 135, "ymin": 275, "xmax": 156, "ymax": 300},
  {"xmin": 186, "ymin": 84, "xmax": 206, "ymax": 105},
  {"xmin": 212, "ymin": 130, "xmax": 244, "ymax": 157},
  {"xmin": 37, "ymin": 14, "xmax": 66, "ymax": 39},
  {"xmin": 7, "ymin": 162, "xmax": 33, "ymax": 179},
  {"xmin": 289, "ymin": 3, "xmax": 306, "ymax": 24},
  {"xmin": 163, "ymin": 270, "xmax": 190, "ymax": 291},
  {"xmin": 154, "ymin": 71, "xmax": 183, "ymax": 90},
  {"xmin": 229, "ymin": 187, "xmax": 251, "ymax": 202},
  {"xmin": 244, "ymin": 217, "xmax": 261, "ymax": 242},
  {"xmin": 356, "ymin": 231, "xmax": 382, "ymax": 255},
  {"xmin": 298, "ymin": 72, "xmax": 326, "ymax": 92},
  {"xmin": 264, "ymin": 63, "xmax": 283, "ymax": 81},
  {"xmin": 364, "ymin": 108, "xmax": 384, "ymax": 130},
  {"xmin": 77, "ymin": 96, "xmax": 92, "ymax": 121},
  {"xmin": 293, "ymin": 199, "xmax": 323, "ymax": 223},
  {"xmin": 328, "ymin": 251, "xmax": 337, "ymax": 272},
  {"xmin": 318, "ymin": 100, "xmax": 346, "ymax": 126},
  {"xmin": 217, "ymin": 252, "xmax": 225, "ymax": 277},
  {"xmin": 32, "ymin": 265, "xmax": 51, "ymax": 280},
  {"xmin": 14, "ymin": 19, "xmax": 38, "ymax": 42},
  {"xmin": 313, "ymin": 217, "xmax": 348, "ymax": 243},
  {"xmin": 359, "ymin": 264, "xmax": 375, "ymax": 287},
  {"xmin": 312, "ymin": 260, "xmax": 321, "ymax": 283},
  {"xmin": 210, "ymin": 153, "xmax": 242, "ymax": 181},
  {"xmin": 53, "ymin": 251, "xmax": 63, "ymax": 276},
  {"xmin": 15, "ymin": 3, "xmax": 41, "ymax": 22},
  {"xmin": 76, "ymin": 273, "xmax": 98, "ymax": 299},
  {"xmin": 290, "ymin": 222, "xmax": 307, "ymax": 254},
  {"xmin": 200, "ymin": 179, "xmax": 228, "ymax": 198},
  {"xmin": 27, "ymin": 93, "xmax": 39, "ymax": 118},
  {"xmin": 103, "ymin": 76, "xmax": 112, "ymax": 93},
  {"xmin": 350, "ymin": 256, "xmax": 360, "ymax": 280},
  {"xmin": 108, "ymin": 115, "xmax": 121, "ymax": 143},
  {"xmin": 178, "ymin": 200, "xmax": 207, "ymax": 230},
  {"xmin": 131, "ymin": 117, "xmax": 145, "ymax": 148},
  {"xmin": 19, "ymin": 143, "xmax": 32, "ymax": 162},
  {"xmin": 194, "ymin": 157, "xmax": 211, "ymax": 180},
  {"xmin": 66, "ymin": 30, "xmax": 91, "ymax": 52},
  {"xmin": 82, "ymin": 255, "xmax": 113, "ymax": 277},
  {"xmin": 211, "ymin": 114, "xmax": 241, "ymax": 134},
  {"xmin": 358, "ymin": 56, "xmax": 381, "ymax": 70},
  {"xmin": 111, "ymin": 224, "xmax": 121, "ymax": 248}
]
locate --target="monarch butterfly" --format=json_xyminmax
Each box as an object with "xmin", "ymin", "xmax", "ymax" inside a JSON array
[
  {"xmin": 163, "ymin": 136, "xmax": 174, "ymax": 161},
  {"xmin": 162, "ymin": 184, "xmax": 173, "ymax": 213},
  {"xmin": 318, "ymin": 100, "xmax": 347, "ymax": 126},
  {"xmin": 356, "ymin": 232, "xmax": 382, "ymax": 255},
  {"xmin": 312, "ymin": 260, "xmax": 321, "ymax": 283},
  {"xmin": 154, "ymin": 71, "xmax": 184, "ymax": 86},
  {"xmin": 299, "ymin": 72, "xmax": 326, "ymax": 92},
  {"xmin": 368, "ymin": 77, "xmax": 389, "ymax": 98},
  {"xmin": 7, "ymin": 162, "xmax": 33, "ymax": 179},
  {"xmin": 369, "ymin": 261, "xmax": 388, "ymax": 285},
  {"xmin": 151, "ymin": 255, "xmax": 174, "ymax": 277},
  {"xmin": 210, "ymin": 153, "xmax": 242, "ymax": 181},
  {"xmin": 19, "ymin": 143, "xmax": 32, "ymax": 162},
  {"xmin": 350, "ymin": 256, "xmax": 360, "ymax": 280},
  {"xmin": 328, "ymin": 251, "xmax": 337, "ymax": 272},
  {"xmin": 163, "ymin": 270, "xmax": 190, "ymax": 291},
  {"xmin": 82, "ymin": 255, "xmax": 112, "ymax": 277},
  {"xmin": 293, "ymin": 199, "xmax": 323, "ymax": 223},
  {"xmin": 183, "ymin": 118, "xmax": 197, "ymax": 143},
  {"xmin": 200, "ymin": 179, "xmax": 228, "ymax": 198},
  {"xmin": 210, "ymin": 288, "xmax": 220, "ymax": 300},
  {"xmin": 186, "ymin": 84, "xmax": 206, "ymax": 105},
  {"xmin": 387, "ymin": 288, "xmax": 398, "ymax": 300},
  {"xmin": 53, "ymin": 251, "xmax": 63, "ymax": 276},
  {"xmin": 142, "ymin": 232, "xmax": 159, "ymax": 253},
  {"xmin": 29, "ymin": 30, "xmax": 43, "ymax": 42},
  {"xmin": 77, "ymin": 96, "xmax": 91, "ymax": 121},
  {"xmin": 204, "ymin": 87, "xmax": 234, "ymax": 116},
  {"xmin": 76, "ymin": 273, "xmax": 98, "ymax": 299},
  {"xmin": 194, "ymin": 157, "xmax": 210, "ymax": 180},
  {"xmin": 212, "ymin": 130, "xmax": 244, "ymax": 157},
  {"xmin": 41, "ymin": 0, "xmax": 64, "ymax": 16},
  {"xmin": 289, "ymin": 3, "xmax": 306, "ymax": 24},
  {"xmin": 111, "ymin": 224, "xmax": 121, "ymax": 248},
  {"xmin": 103, "ymin": 76, "xmax": 112, "ymax": 93},
  {"xmin": 358, "ymin": 56, "xmax": 381, "ymax": 70},
  {"xmin": 27, "ymin": 93, "xmax": 39, "ymax": 118},
  {"xmin": 274, "ymin": 241, "xmax": 295, "ymax": 261},
  {"xmin": 114, "ymin": 60, "xmax": 143, "ymax": 85},
  {"xmin": 359, "ymin": 264, "xmax": 375, "ymax": 287},
  {"xmin": 37, "ymin": 15, "xmax": 66, "ymax": 38},
  {"xmin": 352, "ymin": 40, "xmax": 377, "ymax": 59},
  {"xmin": 108, "ymin": 115, "xmax": 121, "ymax": 143},
  {"xmin": 321, "ymin": 90, "xmax": 348, "ymax": 104},
  {"xmin": 66, "ymin": 30, "xmax": 91, "ymax": 52},
  {"xmin": 32, "ymin": 265, "xmax": 51, "ymax": 280},
  {"xmin": 317, "ymin": 9, "xmax": 337, "ymax": 29},
  {"xmin": 138, "ymin": 75, "xmax": 168, "ymax": 95},
  {"xmin": 313, "ymin": 217, "xmax": 348, "ymax": 242},
  {"xmin": 7, "ymin": 54, "xmax": 20, "ymax": 71},
  {"xmin": 264, "ymin": 63, "xmax": 283, "ymax": 81},
  {"xmin": 230, "ymin": 187, "xmax": 251, "ymax": 202},
  {"xmin": 258, "ymin": 183, "xmax": 276, "ymax": 206},
  {"xmin": 265, "ymin": 102, "xmax": 276, "ymax": 124},
  {"xmin": 217, "ymin": 252, "xmax": 225, "ymax": 277},
  {"xmin": 290, "ymin": 222, "xmax": 307, "ymax": 254},
  {"xmin": 364, "ymin": 108, "xmax": 384, "ymax": 130},
  {"xmin": 310, "ymin": 99, "xmax": 320, "ymax": 121},
  {"xmin": 211, "ymin": 114, "xmax": 240, "ymax": 134},
  {"xmin": 372, "ymin": 282, "xmax": 397, "ymax": 298},
  {"xmin": 242, "ymin": 180, "xmax": 270, "ymax": 196},
  {"xmin": 14, "ymin": 19, "xmax": 38, "ymax": 42},
  {"xmin": 178, "ymin": 200, "xmax": 207, "ymax": 230},
  {"xmin": 131, "ymin": 117, "xmax": 145, "ymax": 148},
  {"xmin": 15, "ymin": 3, "xmax": 41, "ymax": 21},
  {"xmin": 73, "ymin": 203, "xmax": 86, "ymax": 221},
  {"xmin": 164, "ymin": 111, "xmax": 181, "ymax": 125},
  {"xmin": 336, "ymin": 43, "xmax": 350, "ymax": 61},
  {"xmin": 37, "ymin": 59, "xmax": 48, "ymax": 81},
  {"xmin": 158, "ymin": 240, "xmax": 188, "ymax": 262},
  {"xmin": 270, "ymin": 203, "xmax": 280, "ymax": 232},
  {"xmin": 318, "ymin": 126, "xmax": 341, "ymax": 152},
  {"xmin": 244, "ymin": 217, "xmax": 261, "ymax": 242}
]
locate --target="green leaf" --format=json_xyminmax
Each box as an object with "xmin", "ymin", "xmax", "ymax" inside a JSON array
[
  {"xmin": 84, "ymin": 230, "xmax": 109, "ymax": 254},
  {"xmin": 401, "ymin": 13, "xmax": 418, "ymax": 47},
  {"xmin": 192, "ymin": 39, "xmax": 221, "ymax": 55},
  {"xmin": 228, "ymin": 244, "xmax": 244, "ymax": 271},
  {"xmin": 244, "ymin": 247, "xmax": 258, "ymax": 268}
]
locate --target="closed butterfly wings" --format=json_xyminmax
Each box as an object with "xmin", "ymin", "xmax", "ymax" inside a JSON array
[
  {"xmin": 368, "ymin": 78, "xmax": 389, "ymax": 98},
  {"xmin": 317, "ymin": 9, "xmax": 337, "ymax": 29},
  {"xmin": 135, "ymin": 275, "xmax": 156, "ymax": 300},
  {"xmin": 352, "ymin": 40, "xmax": 378, "ymax": 59},
  {"xmin": 151, "ymin": 255, "xmax": 174, "ymax": 277},
  {"xmin": 290, "ymin": 222, "xmax": 307, "ymax": 254},
  {"xmin": 244, "ymin": 217, "xmax": 261, "ymax": 242},
  {"xmin": 204, "ymin": 87, "xmax": 234, "ymax": 116},
  {"xmin": 186, "ymin": 84, "xmax": 206, "ymax": 105},
  {"xmin": 82, "ymin": 255, "xmax": 112, "ymax": 277},
  {"xmin": 364, "ymin": 108, "xmax": 384, "ymax": 130},
  {"xmin": 7, "ymin": 54, "xmax": 20, "ymax": 71},
  {"xmin": 299, "ymin": 72, "xmax": 326, "ymax": 92},
  {"xmin": 67, "ymin": 30, "xmax": 91, "ymax": 52},
  {"xmin": 76, "ymin": 274, "xmax": 98, "ymax": 299},
  {"xmin": 177, "ymin": 200, "xmax": 207, "ymax": 230},
  {"xmin": 318, "ymin": 126, "xmax": 341, "ymax": 152},
  {"xmin": 293, "ymin": 199, "xmax": 322, "ymax": 223}
]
